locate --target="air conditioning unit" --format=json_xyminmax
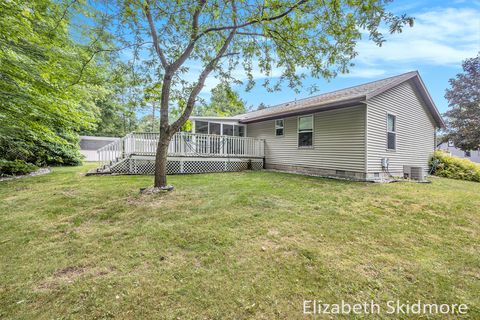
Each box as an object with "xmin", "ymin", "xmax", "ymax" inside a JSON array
[{"xmin": 403, "ymin": 166, "xmax": 425, "ymax": 180}]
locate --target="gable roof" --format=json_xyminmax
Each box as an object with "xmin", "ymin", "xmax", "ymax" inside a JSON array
[{"xmin": 236, "ymin": 71, "xmax": 445, "ymax": 128}]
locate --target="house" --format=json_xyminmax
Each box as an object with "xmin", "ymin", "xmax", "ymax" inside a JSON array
[
  {"xmin": 190, "ymin": 71, "xmax": 444, "ymax": 180},
  {"xmin": 96, "ymin": 71, "xmax": 444, "ymax": 181},
  {"xmin": 437, "ymin": 142, "xmax": 480, "ymax": 163}
]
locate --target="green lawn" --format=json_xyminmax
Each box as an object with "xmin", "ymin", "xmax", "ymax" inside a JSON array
[{"xmin": 0, "ymin": 164, "xmax": 479, "ymax": 319}]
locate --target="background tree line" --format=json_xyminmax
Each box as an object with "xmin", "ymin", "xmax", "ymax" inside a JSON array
[
  {"xmin": 0, "ymin": 0, "xmax": 249, "ymax": 176},
  {"xmin": 0, "ymin": 0, "xmax": 138, "ymax": 173}
]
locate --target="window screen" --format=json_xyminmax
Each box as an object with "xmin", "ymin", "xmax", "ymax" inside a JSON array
[
  {"xmin": 223, "ymin": 124, "xmax": 234, "ymax": 136},
  {"xmin": 387, "ymin": 114, "xmax": 396, "ymax": 150},
  {"xmin": 233, "ymin": 125, "xmax": 245, "ymax": 137},
  {"xmin": 195, "ymin": 121, "xmax": 208, "ymax": 134},
  {"xmin": 298, "ymin": 115, "xmax": 313, "ymax": 147},
  {"xmin": 209, "ymin": 122, "xmax": 221, "ymax": 135},
  {"xmin": 238, "ymin": 126, "xmax": 245, "ymax": 137},
  {"xmin": 275, "ymin": 119, "xmax": 284, "ymax": 136}
]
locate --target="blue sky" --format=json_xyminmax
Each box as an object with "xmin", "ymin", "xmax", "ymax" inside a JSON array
[{"xmin": 198, "ymin": 0, "xmax": 479, "ymax": 114}]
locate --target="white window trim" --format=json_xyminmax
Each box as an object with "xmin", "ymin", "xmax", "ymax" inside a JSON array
[
  {"xmin": 297, "ymin": 115, "xmax": 314, "ymax": 149},
  {"xmin": 386, "ymin": 112, "xmax": 397, "ymax": 151},
  {"xmin": 275, "ymin": 119, "xmax": 284, "ymax": 137}
]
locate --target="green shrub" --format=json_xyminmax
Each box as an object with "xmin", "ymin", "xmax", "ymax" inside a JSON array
[
  {"xmin": 430, "ymin": 151, "xmax": 480, "ymax": 182},
  {"xmin": 0, "ymin": 130, "xmax": 83, "ymax": 167},
  {"xmin": 0, "ymin": 159, "xmax": 38, "ymax": 177}
]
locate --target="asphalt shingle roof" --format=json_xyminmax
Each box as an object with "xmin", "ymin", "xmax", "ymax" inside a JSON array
[{"xmin": 236, "ymin": 71, "xmax": 421, "ymax": 123}]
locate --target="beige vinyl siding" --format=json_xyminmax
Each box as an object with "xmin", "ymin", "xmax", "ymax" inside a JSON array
[
  {"xmin": 366, "ymin": 80, "xmax": 436, "ymax": 175},
  {"xmin": 247, "ymin": 105, "xmax": 366, "ymax": 172}
]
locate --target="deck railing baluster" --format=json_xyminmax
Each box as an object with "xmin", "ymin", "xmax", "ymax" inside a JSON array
[{"xmin": 97, "ymin": 131, "xmax": 264, "ymax": 166}]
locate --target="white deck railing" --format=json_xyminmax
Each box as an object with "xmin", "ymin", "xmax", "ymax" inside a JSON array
[{"xmin": 98, "ymin": 132, "xmax": 265, "ymax": 164}]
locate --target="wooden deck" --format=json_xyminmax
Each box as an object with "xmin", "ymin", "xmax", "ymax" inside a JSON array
[{"xmin": 96, "ymin": 132, "xmax": 265, "ymax": 175}]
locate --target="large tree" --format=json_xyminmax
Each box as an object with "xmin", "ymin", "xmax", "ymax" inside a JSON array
[
  {"xmin": 90, "ymin": 0, "xmax": 413, "ymax": 189},
  {"xmin": 0, "ymin": 0, "xmax": 114, "ymax": 165},
  {"xmin": 444, "ymin": 54, "xmax": 480, "ymax": 151}
]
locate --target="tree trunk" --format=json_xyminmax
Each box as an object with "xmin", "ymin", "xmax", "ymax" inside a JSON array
[
  {"xmin": 154, "ymin": 130, "xmax": 170, "ymax": 188},
  {"xmin": 152, "ymin": 101, "xmax": 155, "ymax": 132},
  {"xmin": 154, "ymin": 71, "xmax": 173, "ymax": 188}
]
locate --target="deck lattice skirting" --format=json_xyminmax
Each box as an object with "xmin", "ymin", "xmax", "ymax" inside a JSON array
[{"xmin": 96, "ymin": 132, "xmax": 264, "ymax": 175}]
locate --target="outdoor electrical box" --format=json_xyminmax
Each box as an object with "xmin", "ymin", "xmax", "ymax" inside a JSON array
[{"xmin": 381, "ymin": 157, "xmax": 389, "ymax": 169}]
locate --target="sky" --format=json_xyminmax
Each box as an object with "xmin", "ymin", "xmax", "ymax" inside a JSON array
[{"xmin": 198, "ymin": 0, "xmax": 480, "ymax": 114}]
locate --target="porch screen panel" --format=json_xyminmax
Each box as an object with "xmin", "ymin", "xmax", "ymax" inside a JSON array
[{"xmin": 195, "ymin": 121, "xmax": 208, "ymax": 134}]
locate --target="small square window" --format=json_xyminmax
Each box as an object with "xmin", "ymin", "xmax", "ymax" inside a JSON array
[{"xmin": 275, "ymin": 119, "xmax": 284, "ymax": 136}]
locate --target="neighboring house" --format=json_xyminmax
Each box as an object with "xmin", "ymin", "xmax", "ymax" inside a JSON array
[
  {"xmin": 437, "ymin": 142, "xmax": 480, "ymax": 163},
  {"xmin": 80, "ymin": 136, "xmax": 120, "ymax": 161},
  {"xmin": 96, "ymin": 71, "xmax": 444, "ymax": 180}
]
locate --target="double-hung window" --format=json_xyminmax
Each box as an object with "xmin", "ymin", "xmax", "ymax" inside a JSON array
[
  {"xmin": 387, "ymin": 113, "xmax": 396, "ymax": 150},
  {"xmin": 298, "ymin": 115, "xmax": 313, "ymax": 147},
  {"xmin": 275, "ymin": 119, "xmax": 284, "ymax": 136}
]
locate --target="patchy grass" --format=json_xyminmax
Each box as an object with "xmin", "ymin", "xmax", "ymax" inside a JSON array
[{"xmin": 0, "ymin": 164, "xmax": 479, "ymax": 319}]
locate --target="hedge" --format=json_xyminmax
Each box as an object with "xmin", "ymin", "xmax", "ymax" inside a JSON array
[
  {"xmin": 430, "ymin": 150, "xmax": 480, "ymax": 182},
  {"xmin": 0, "ymin": 159, "xmax": 38, "ymax": 177}
]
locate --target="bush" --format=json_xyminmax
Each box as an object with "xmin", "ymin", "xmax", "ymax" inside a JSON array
[
  {"xmin": 0, "ymin": 130, "xmax": 83, "ymax": 167},
  {"xmin": 0, "ymin": 159, "xmax": 38, "ymax": 177},
  {"xmin": 430, "ymin": 151, "xmax": 480, "ymax": 182}
]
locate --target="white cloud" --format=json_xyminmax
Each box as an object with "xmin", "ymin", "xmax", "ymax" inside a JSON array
[{"xmin": 354, "ymin": 7, "xmax": 480, "ymax": 68}]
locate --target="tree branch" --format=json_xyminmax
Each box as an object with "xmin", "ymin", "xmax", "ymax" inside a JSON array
[
  {"xmin": 195, "ymin": 0, "xmax": 308, "ymax": 40},
  {"xmin": 144, "ymin": 0, "xmax": 168, "ymax": 68},
  {"xmin": 236, "ymin": 31, "xmax": 268, "ymax": 37},
  {"xmin": 169, "ymin": 0, "xmax": 206, "ymax": 72},
  {"xmin": 170, "ymin": 2, "xmax": 239, "ymax": 132},
  {"xmin": 50, "ymin": 0, "xmax": 77, "ymax": 34},
  {"xmin": 66, "ymin": 42, "xmax": 152, "ymax": 87}
]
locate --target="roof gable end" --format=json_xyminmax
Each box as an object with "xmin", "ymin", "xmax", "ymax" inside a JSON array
[{"xmin": 365, "ymin": 71, "xmax": 445, "ymax": 128}]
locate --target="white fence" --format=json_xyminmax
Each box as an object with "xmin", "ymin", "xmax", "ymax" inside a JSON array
[{"xmin": 98, "ymin": 132, "xmax": 265, "ymax": 165}]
